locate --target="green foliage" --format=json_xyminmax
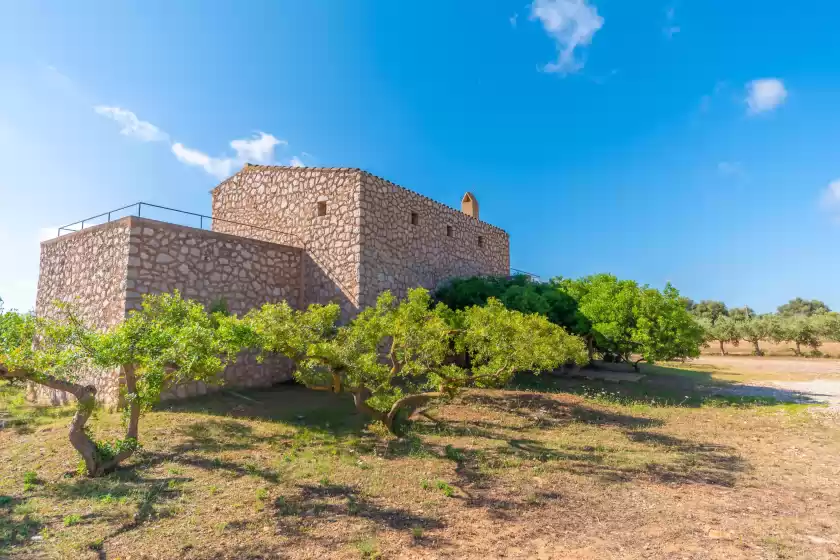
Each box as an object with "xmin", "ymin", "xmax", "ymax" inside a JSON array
[
  {"xmin": 90, "ymin": 291, "xmax": 242, "ymax": 407},
  {"xmin": 777, "ymin": 297, "xmax": 830, "ymax": 317},
  {"xmin": 690, "ymin": 300, "xmax": 728, "ymax": 324},
  {"xmin": 698, "ymin": 315, "xmax": 741, "ymax": 354},
  {"xmin": 551, "ymin": 275, "xmax": 703, "ymax": 367},
  {"xmin": 728, "ymin": 306, "xmax": 756, "ymax": 322},
  {"xmin": 62, "ymin": 514, "xmax": 82, "ymax": 527},
  {"xmin": 435, "ymin": 275, "xmax": 587, "ymax": 335},
  {"xmin": 250, "ymin": 287, "xmax": 587, "ymax": 434},
  {"xmin": 739, "ymin": 315, "xmax": 777, "ymax": 355}
]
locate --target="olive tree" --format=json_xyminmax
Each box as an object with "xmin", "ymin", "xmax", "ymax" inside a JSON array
[
  {"xmin": 739, "ymin": 315, "xmax": 777, "ymax": 356},
  {"xmin": 1, "ymin": 292, "xmax": 243, "ymax": 476},
  {"xmin": 775, "ymin": 315, "xmax": 821, "ymax": 356},
  {"xmin": 699, "ymin": 315, "xmax": 741, "ymax": 355},
  {"xmin": 249, "ymin": 288, "xmax": 588, "ymax": 435}
]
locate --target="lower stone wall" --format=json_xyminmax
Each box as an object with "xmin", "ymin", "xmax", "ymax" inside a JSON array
[{"xmin": 32, "ymin": 216, "xmax": 306, "ymax": 407}]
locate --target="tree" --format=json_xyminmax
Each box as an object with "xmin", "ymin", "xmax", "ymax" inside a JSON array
[
  {"xmin": 777, "ymin": 298, "xmax": 831, "ymax": 317},
  {"xmin": 0, "ymin": 292, "xmax": 242, "ymax": 476},
  {"xmin": 551, "ymin": 275, "xmax": 703, "ymax": 370},
  {"xmin": 691, "ymin": 300, "xmax": 729, "ymax": 325},
  {"xmin": 435, "ymin": 275, "xmax": 587, "ymax": 336},
  {"xmin": 739, "ymin": 315, "xmax": 777, "ymax": 356},
  {"xmin": 699, "ymin": 315, "xmax": 741, "ymax": 355},
  {"xmin": 254, "ymin": 288, "xmax": 588, "ymax": 435},
  {"xmin": 729, "ymin": 306, "xmax": 756, "ymax": 322},
  {"xmin": 775, "ymin": 315, "xmax": 821, "ymax": 356},
  {"xmin": 813, "ymin": 312, "xmax": 840, "ymax": 343}
]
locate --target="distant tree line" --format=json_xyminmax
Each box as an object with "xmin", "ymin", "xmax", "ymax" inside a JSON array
[{"xmin": 686, "ymin": 297, "xmax": 840, "ymax": 356}]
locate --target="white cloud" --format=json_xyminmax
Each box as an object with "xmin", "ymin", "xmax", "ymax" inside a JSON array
[
  {"xmin": 230, "ymin": 132, "xmax": 285, "ymax": 164},
  {"xmin": 745, "ymin": 79, "xmax": 788, "ymax": 115},
  {"xmin": 290, "ymin": 156, "xmax": 305, "ymax": 168},
  {"xmin": 821, "ymin": 179, "xmax": 840, "ymax": 209},
  {"xmin": 173, "ymin": 132, "xmax": 286, "ymax": 180},
  {"xmin": 510, "ymin": 13, "xmax": 518, "ymax": 28},
  {"xmin": 529, "ymin": 0, "xmax": 604, "ymax": 74},
  {"xmin": 717, "ymin": 161, "xmax": 744, "ymax": 177},
  {"xmin": 94, "ymin": 106, "xmax": 169, "ymax": 142}
]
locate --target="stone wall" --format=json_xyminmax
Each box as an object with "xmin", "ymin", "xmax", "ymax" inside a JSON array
[
  {"xmin": 357, "ymin": 173, "xmax": 510, "ymax": 307},
  {"xmin": 124, "ymin": 217, "xmax": 303, "ymax": 398},
  {"xmin": 211, "ymin": 166, "xmax": 363, "ymax": 318},
  {"xmin": 211, "ymin": 165, "xmax": 510, "ymax": 312},
  {"xmin": 33, "ymin": 216, "xmax": 305, "ymax": 406},
  {"xmin": 34, "ymin": 221, "xmax": 131, "ymax": 405}
]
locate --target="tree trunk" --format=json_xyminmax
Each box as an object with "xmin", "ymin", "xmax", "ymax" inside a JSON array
[
  {"xmin": 752, "ymin": 340, "xmax": 762, "ymax": 356},
  {"xmin": 351, "ymin": 388, "xmax": 388, "ymax": 426},
  {"xmin": 719, "ymin": 340, "xmax": 726, "ymax": 356},
  {"xmin": 794, "ymin": 341, "xmax": 802, "ymax": 356},
  {"xmin": 95, "ymin": 365, "xmax": 141, "ymax": 474},
  {"xmin": 586, "ymin": 336, "xmax": 595, "ymax": 362},
  {"xmin": 0, "ymin": 365, "xmax": 104, "ymax": 476}
]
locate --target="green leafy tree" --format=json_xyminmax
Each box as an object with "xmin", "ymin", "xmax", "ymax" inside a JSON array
[
  {"xmin": 1, "ymin": 292, "xmax": 243, "ymax": 476},
  {"xmin": 699, "ymin": 315, "xmax": 741, "ymax": 355},
  {"xmin": 435, "ymin": 275, "xmax": 588, "ymax": 336},
  {"xmin": 631, "ymin": 285, "xmax": 704, "ymax": 367},
  {"xmin": 775, "ymin": 315, "xmax": 821, "ymax": 356},
  {"xmin": 255, "ymin": 288, "xmax": 587, "ymax": 435},
  {"xmin": 550, "ymin": 275, "xmax": 702, "ymax": 370},
  {"xmin": 739, "ymin": 315, "xmax": 777, "ymax": 356},
  {"xmin": 691, "ymin": 300, "xmax": 729, "ymax": 325},
  {"xmin": 729, "ymin": 306, "xmax": 756, "ymax": 322},
  {"xmin": 812, "ymin": 312, "xmax": 840, "ymax": 343},
  {"xmin": 777, "ymin": 298, "xmax": 831, "ymax": 317}
]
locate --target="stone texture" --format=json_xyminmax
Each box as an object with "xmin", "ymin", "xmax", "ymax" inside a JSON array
[
  {"xmin": 35, "ymin": 165, "xmax": 510, "ymax": 406},
  {"xmin": 34, "ymin": 216, "xmax": 303, "ymax": 407}
]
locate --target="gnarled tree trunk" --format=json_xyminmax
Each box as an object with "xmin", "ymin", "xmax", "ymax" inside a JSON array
[{"xmin": 0, "ymin": 364, "xmax": 140, "ymax": 477}]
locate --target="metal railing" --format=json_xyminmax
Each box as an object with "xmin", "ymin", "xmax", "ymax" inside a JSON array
[{"xmin": 510, "ymin": 267, "xmax": 540, "ymax": 280}]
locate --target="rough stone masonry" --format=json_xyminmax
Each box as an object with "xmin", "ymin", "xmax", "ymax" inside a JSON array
[{"xmin": 34, "ymin": 166, "xmax": 510, "ymax": 406}]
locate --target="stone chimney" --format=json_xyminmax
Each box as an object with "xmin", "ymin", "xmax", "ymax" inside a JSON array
[{"xmin": 461, "ymin": 192, "xmax": 479, "ymax": 220}]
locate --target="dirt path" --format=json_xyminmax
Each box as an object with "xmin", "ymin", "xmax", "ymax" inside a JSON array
[{"xmin": 692, "ymin": 355, "xmax": 840, "ymax": 411}]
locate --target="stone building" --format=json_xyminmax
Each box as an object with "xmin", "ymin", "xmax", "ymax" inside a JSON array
[{"xmin": 34, "ymin": 166, "xmax": 510, "ymax": 405}]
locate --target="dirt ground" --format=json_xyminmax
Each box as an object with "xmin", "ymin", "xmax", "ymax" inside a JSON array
[
  {"xmin": 691, "ymin": 355, "xmax": 840, "ymax": 411},
  {"xmin": 2, "ymin": 366, "xmax": 840, "ymax": 559}
]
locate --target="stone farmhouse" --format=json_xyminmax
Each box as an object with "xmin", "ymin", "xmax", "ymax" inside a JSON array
[{"xmin": 34, "ymin": 166, "xmax": 510, "ymax": 405}]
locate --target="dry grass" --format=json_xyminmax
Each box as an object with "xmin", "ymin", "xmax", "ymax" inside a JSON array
[{"xmin": 1, "ymin": 370, "xmax": 839, "ymax": 559}]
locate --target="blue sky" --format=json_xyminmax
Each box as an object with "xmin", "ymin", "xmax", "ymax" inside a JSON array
[{"xmin": 1, "ymin": 0, "xmax": 839, "ymax": 313}]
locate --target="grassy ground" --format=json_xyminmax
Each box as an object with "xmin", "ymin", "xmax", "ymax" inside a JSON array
[{"xmin": 1, "ymin": 365, "xmax": 839, "ymax": 559}]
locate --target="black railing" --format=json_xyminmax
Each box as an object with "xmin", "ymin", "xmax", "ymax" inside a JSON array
[
  {"xmin": 56, "ymin": 202, "xmax": 301, "ymax": 240},
  {"xmin": 510, "ymin": 267, "xmax": 540, "ymax": 280}
]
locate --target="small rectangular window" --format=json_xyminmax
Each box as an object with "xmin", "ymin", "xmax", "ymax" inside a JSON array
[
  {"xmin": 478, "ymin": 236, "xmax": 484, "ymax": 248},
  {"xmin": 411, "ymin": 212, "xmax": 418, "ymax": 225},
  {"xmin": 317, "ymin": 201, "xmax": 327, "ymax": 217},
  {"xmin": 446, "ymin": 225, "xmax": 453, "ymax": 237}
]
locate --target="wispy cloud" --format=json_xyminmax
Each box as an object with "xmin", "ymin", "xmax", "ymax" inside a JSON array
[
  {"xmin": 529, "ymin": 0, "xmax": 604, "ymax": 74},
  {"xmin": 745, "ymin": 78, "xmax": 788, "ymax": 115},
  {"xmin": 173, "ymin": 132, "xmax": 285, "ymax": 179},
  {"xmin": 510, "ymin": 13, "xmax": 519, "ymax": 28},
  {"xmin": 290, "ymin": 156, "xmax": 306, "ymax": 168},
  {"xmin": 94, "ymin": 106, "xmax": 169, "ymax": 142}
]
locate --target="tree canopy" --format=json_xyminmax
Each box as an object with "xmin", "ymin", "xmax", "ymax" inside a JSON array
[
  {"xmin": 1, "ymin": 292, "xmax": 244, "ymax": 476},
  {"xmin": 777, "ymin": 298, "xmax": 831, "ymax": 317},
  {"xmin": 250, "ymin": 288, "xmax": 588, "ymax": 435}
]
